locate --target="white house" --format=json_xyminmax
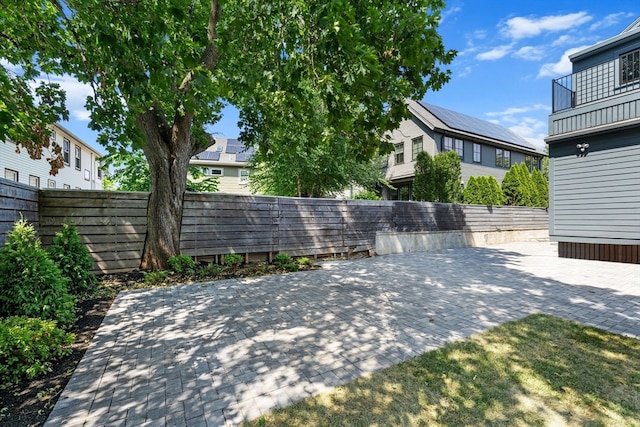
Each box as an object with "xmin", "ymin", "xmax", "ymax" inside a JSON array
[
  {"xmin": 190, "ymin": 137, "xmax": 254, "ymax": 195},
  {"xmin": 0, "ymin": 123, "xmax": 104, "ymax": 190}
]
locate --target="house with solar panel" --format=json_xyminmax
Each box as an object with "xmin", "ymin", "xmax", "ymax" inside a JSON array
[
  {"xmin": 190, "ymin": 138, "xmax": 254, "ymax": 194},
  {"xmin": 545, "ymin": 17, "xmax": 640, "ymax": 264},
  {"xmin": 384, "ymin": 100, "xmax": 545, "ymax": 200}
]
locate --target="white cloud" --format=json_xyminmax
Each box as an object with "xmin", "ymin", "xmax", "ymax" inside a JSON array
[
  {"xmin": 42, "ymin": 74, "xmax": 94, "ymax": 122},
  {"xmin": 589, "ymin": 12, "xmax": 635, "ymax": 31},
  {"xmin": 513, "ymin": 46, "xmax": 546, "ymax": 61},
  {"xmin": 501, "ymin": 12, "xmax": 592, "ymax": 40},
  {"xmin": 440, "ymin": 4, "xmax": 462, "ymax": 24},
  {"xmin": 476, "ymin": 44, "xmax": 512, "ymax": 61},
  {"xmin": 537, "ymin": 45, "xmax": 590, "ymax": 78},
  {"xmin": 485, "ymin": 106, "xmax": 550, "ymax": 151},
  {"xmin": 457, "ymin": 66, "xmax": 472, "ymax": 77},
  {"xmin": 486, "ymin": 104, "xmax": 550, "ymax": 118}
]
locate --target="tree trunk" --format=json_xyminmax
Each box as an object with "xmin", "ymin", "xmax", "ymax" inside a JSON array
[{"xmin": 136, "ymin": 108, "xmax": 194, "ymax": 270}]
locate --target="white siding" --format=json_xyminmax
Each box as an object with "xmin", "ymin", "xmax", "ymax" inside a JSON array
[{"xmin": 0, "ymin": 124, "xmax": 103, "ymax": 190}]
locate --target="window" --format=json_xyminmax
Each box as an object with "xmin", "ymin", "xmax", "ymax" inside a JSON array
[
  {"xmin": 63, "ymin": 138, "xmax": 70, "ymax": 165},
  {"xmin": 411, "ymin": 136, "xmax": 423, "ymax": 161},
  {"xmin": 48, "ymin": 179, "xmax": 56, "ymax": 188},
  {"xmin": 96, "ymin": 159, "xmax": 103, "ymax": 179},
  {"xmin": 525, "ymin": 155, "xmax": 539, "ymax": 171},
  {"xmin": 74, "ymin": 145, "xmax": 81, "ymax": 170},
  {"xmin": 209, "ymin": 168, "xmax": 224, "ymax": 176},
  {"xmin": 50, "ymin": 131, "xmax": 56, "ymax": 144},
  {"xmin": 495, "ymin": 148, "xmax": 511, "ymax": 168},
  {"xmin": 443, "ymin": 137, "xmax": 463, "ymax": 158},
  {"xmin": 620, "ymin": 49, "xmax": 640, "ymax": 85},
  {"xmin": 473, "ymin": 143, "xmax": 481, "ymax": 163},
  {"xmin": 29, "ymin": 175, "xmax": 40, "ymax": 188},
  {"xmin": 454, "ymin": 139, "xmax": 463, "ymax": 158},
  {"xmin": 394, "ymin": 143, "xmax": 404, "ymax": 164},
  {"xmin": 5, "ymin": 169, "xmax": 18, "ymax": 182},
  {"xmin": 443, "ymin": 136, "xmax": 453, "ymax": 151},
  {"xmin": 239, "ymin": 169, "xmax": 250, "ymax": 184},
  {"xmin": 63, "ymin": 184, "xmax": 71, "ymax": 189}
]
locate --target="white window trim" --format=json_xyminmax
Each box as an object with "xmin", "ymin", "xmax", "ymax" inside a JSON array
[
  {"xmin": 209, "ymin": 167, "xmax": 224, "ymax": 177},
  {"xmin": 239, "ymin": 169, "xmax": 250, "ymax": 184}
]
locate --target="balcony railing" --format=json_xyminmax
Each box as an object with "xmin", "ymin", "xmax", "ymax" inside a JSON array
[{"xmin": 552, "ymin": 58, "xmax": 640, "ymax": 113}]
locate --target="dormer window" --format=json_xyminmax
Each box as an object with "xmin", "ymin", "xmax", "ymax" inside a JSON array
[{"xmin": 620, "ymin": 49, "xmax": 639, "ymax": 85}]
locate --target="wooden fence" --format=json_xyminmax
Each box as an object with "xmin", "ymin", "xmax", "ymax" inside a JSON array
[
  {"xmin": 36, "ymin": 190, "xmax": 547, "ymax": 273},
  {"xmin": 0, "ymin": 180, "xmax": 548, "ymax": 273},
  {"xmin": 0, "ymin": 178, "xmax": 39, "ymax": 240}
]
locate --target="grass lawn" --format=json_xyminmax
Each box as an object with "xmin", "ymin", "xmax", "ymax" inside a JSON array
[{"xmin": 244, "ymin": 314, "xmax": 640, "ymax": 426}]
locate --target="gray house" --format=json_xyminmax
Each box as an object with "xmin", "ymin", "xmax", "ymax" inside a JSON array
[
  {"xmin": 546, "ymin": 18, "xmax": 640, "ymax": 264},
  {"xmin": 384, "ymin": 100, "xmax": 544, "ymax": 200}
]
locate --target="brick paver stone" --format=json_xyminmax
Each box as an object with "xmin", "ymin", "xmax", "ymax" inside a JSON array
[{"xmin": 45, "ymin": 242, "xmax": 640, "ymax": 426}]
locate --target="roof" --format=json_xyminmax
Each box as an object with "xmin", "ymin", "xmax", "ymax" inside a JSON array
[
  {"xmin": 570, "ymin": 16, "xmax": 640, "ymax": 61},
  {"xmin": 193, "ymin": 137, "xmax": 254, "ymax": 165},
  {"xmin": 414, "ymin": 101, "xmax": 538, "ymax": 151}
]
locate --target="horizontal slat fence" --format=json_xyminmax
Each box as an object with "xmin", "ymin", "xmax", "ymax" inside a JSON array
[
  {"xmin": 0, "ymin": 187, "xmax": 549, "ymax": 273},
  {"xmin": 0, "ymin": 178, "xmax": 39, "ymax": 244},
  {"xmin": 38, "ymin": 190, "xmax": 149, "ymax": 273}
]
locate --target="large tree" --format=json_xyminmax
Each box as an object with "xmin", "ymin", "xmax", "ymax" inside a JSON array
[{"xmin": 1, "ymin": 0, "xmax": 454, "ymax": 269}]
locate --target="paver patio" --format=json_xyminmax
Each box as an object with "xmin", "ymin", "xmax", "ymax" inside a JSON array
[{"xmin": 45, "ymin": 241, "xmax": 640, "ymax": 426}]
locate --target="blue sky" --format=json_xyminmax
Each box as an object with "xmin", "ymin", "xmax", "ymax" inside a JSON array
[{"xmin": 48, "ymin": 2, "xmax": 639, "ymax": 153}]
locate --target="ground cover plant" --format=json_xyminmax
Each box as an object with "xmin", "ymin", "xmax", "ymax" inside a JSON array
[{"xmin": 244, "ymin": 314, "xmax": 640, "ymax": 426}]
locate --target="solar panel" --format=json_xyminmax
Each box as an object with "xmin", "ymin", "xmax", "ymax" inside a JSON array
[
  {"xmin": 235, "ymin": 145, "xmax": 254, "ymax": 162},
  {"xmin": 419, "ymin": 102, "xmax": 536, "ymax": 150},
  {"xmin": 195, "ymin": 151, "xmax": 220, "ymax": 161}
]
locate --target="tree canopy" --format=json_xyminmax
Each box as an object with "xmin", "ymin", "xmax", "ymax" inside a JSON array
[{"xmin": 1, "ymin": 0, "xmax": 455, "ymax": 268}]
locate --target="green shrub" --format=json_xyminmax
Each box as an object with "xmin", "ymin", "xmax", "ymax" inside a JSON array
[
  {"xmin": 283, "ymin": 263, "xmax": 299, "ymax": 272},
  {"xmin": 464, "ymin": 176, "xmax": 505, "ymax": 206},
  {"xmin": 0, "ymin": 316, "xmax": 75, "ymax": 385},
  {"xmin": 297, "ymin": 257, "xmax": 313, "ymax": 266},
  {"xmin": 48, "ymin": 223, "xmax": 98, "ymax": 295},
  {"xmin": 143, "ymin": 270, "xmax": 169, "ymax": 285},
  {"xmin": 352, "ymin": 190, "xmax": 381, "ymax": 200},
  {"xmin": 198, "ymin": 262, "xmax": 223, "ymax": 278},
  {"xmin": 273, "ymin": 253, "xmax": 293, "ymax": 268},
  {"xmin": 0, "ymin": 219, "xmax": 76, "ymax": 326},
  {"xmin": 224, "ymin": 253, "xmax": 243, "ymax": 268},
  {"xmin": 168, "ymin": 254, "xmax": 196, "ymax": 275}
]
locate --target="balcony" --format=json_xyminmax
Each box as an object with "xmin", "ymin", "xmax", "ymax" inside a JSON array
[{"xmin": 549, "ymin": 57, "xmax": 640, "ymax": 137}]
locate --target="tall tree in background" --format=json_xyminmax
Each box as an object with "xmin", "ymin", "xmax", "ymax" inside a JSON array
[{"xmin": 1, "ymin": 0, "xmax": 454, "ymax": 269}]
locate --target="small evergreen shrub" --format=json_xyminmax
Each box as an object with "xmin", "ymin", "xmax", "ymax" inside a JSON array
[
  {"xmin": 0, "ymin": 219, "xmax": 76, "ymax": 326},
  {"xmin": 168, "ymin": 254, "xmax": 196, "ymax": 275},
  {"xmin": 0, "ymin": 316, "xmax": 75, "ymax": 385},
  {"xmin": 223, "ymin": 253, "xmax": 243, "ymax": 268},
  {"xmin": 273, "ymin": 253, "xmax": 293, "ymax": 268},
  {"xmin": 143, "ymin": 271, "xmax": 169, "ymax": 285},
  {"xmin": 48, "ymin": 223, "xmax": 98, "ymax": 295}
]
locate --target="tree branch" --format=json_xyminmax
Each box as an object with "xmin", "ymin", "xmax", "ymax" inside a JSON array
[{"xmin": 178, "ymin": 0, "xmax": 220, "ymax": 93}]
